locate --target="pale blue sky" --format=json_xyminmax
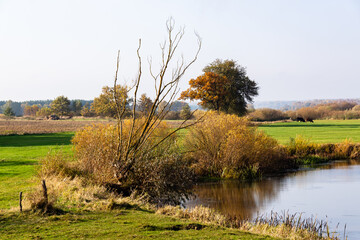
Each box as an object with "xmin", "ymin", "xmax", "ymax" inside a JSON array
[{"xmin": 0, "ymin": 0, "xmax": 359, "ymax": 102}]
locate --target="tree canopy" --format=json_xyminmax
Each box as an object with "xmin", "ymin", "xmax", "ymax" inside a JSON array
[
  {"xmin": 91, "ymin": 85, "xmax": 129, "ymax": 117},
  {"xmin": 137, "ymin": 94, "xmax": 153, "ymax": 116},
  {"xmin": 51, "ymin": 96, "xmax": 71, "ymax": 116},
  {"xmin": 180, "ymin": 59, "xmax": 259, "ymax": 115},
  {"xmin": 3, "ymin": 105, "xmax": 15, "ymax": 117}
]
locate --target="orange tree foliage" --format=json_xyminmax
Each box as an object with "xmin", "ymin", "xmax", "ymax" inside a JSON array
[
  {"xmin": 180, "ymin": 59, "xmax": 258, "ymax": 115},
  {"xmin": 179, "ymin": 72, "xmax": 230, "ymax": 111}
]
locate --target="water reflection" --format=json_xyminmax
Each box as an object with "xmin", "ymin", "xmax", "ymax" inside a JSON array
[
  {"xmin": 185, "ymin": 161, "xmax": 360, "ymax": 239},
  {"xmin": 186, "ymin": 178, "xmax": 284, "ymax": 219}
]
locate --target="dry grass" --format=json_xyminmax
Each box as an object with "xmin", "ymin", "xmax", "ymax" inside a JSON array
[
  {"xmin": 156, "ymin": 205, "xmax": 339, "ymax": 240},
  {"xmin": 156, "ymin": 205, "xmax": 226, "ymax": 226},
  {"xmin": 21, "ymin": 175, "xmax": 150, "ymax": 213},
  {"xmin": 0, "ymin": 119, "xmax": 114, "ymax": 135}
]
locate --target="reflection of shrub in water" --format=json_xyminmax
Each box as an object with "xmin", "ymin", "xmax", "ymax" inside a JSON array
[{"xmin": 192, "ymin": 179, "xmax": 282, "ymax": 220}]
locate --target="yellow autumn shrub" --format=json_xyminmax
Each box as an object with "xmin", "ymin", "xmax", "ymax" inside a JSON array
[{"xmin": 185, "ymin": 111, "xmax": 288, "ymax": 179}]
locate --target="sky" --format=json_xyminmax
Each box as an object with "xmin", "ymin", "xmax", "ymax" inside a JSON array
[{"xmin": 0, "ymin": 0, "xmax": 359, "ymax": 102}]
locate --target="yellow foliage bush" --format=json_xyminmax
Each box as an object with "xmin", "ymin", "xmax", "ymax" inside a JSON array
[
  {"xmin": 185, "ymin": 111, "xmax": 288, "ymax": 179},
  {"xmin": 287, "ymin": 135, "xmax": 319, "ymax": 158}
]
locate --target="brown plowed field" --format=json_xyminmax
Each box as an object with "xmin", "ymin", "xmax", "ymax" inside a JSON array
[{"xmin": 0, "ymin": 119, "xmax": 115, "ymax": 135}]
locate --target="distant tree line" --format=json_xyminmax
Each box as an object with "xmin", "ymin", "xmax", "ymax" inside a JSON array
[
  {"xmin": 248, "ymin": 101, "xmax": 360, "ymax": 121},
  {"xmin": 0, "ymin": 92, "xmax": 194, "ymax": 120}
]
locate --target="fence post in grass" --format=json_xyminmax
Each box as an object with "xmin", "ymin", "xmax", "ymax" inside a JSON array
[
  {"xmin": 42, "ymin": 180, "xmax": 48, "ymax": 205},
  {"xmin": 19, "ymin": 191, "xmax": 22, "ymax": 212}
]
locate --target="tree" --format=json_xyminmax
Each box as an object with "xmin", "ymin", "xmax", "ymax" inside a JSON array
[
  {"xmin": 3, "ymin": 105, "xmax": 15, "ymax": 117},
  {"xmin": 36, "ymin": 107, "xmax": 52, "ymax": 117},
  {"xmin": 137, "ymin": 93, "xmax": 153, "ymax": 116},
  {"xmin": 106, "ymin": 18, "xmax": 201, "ymax": 190},
  {"xmin": 181, "ymin": 59, "xmax": 258, "ymax": 115},
  {"xmin": 23, "ymin": 105, "xmax": 40, "ymax": 116},
  {"xmin": 180, "ymin": 103, "xmax": 192, "ymax": 120},
  {"xmin": 91, "ymin": 85, "xmax": 129, "ymax": 117},
  {"xmin": 71, "ymin": 100, "xmax": 83, "ymax": 115},
  {"xmin": 51, "ymin": 96, "xmax": 71, "ymax": 116},
  {"xmin": 2, "ymin": 100, "xmax": 22, "ymax": 116},
  {"xmin": 179, "ymin": 72, "xmax": 230, "ymax": 111},
  {"xmin": 81, "ymin": 103, "xmax": 94, "ymax": 117},
  {"xmin": 73, "ymin": 18, "xmax": 202, "ymax": 204}
]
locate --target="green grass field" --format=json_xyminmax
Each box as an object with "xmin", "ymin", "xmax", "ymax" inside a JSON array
[
  {"xmin": 0, "ymin": 133, "xmax": 74, "ymax": 209},
  {"xmin": 258, "ymin": 120, "xmax": 360, "ymax": 144}
]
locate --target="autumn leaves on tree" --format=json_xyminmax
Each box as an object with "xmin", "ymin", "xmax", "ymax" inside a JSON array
[{"xmin": 180, "ymin": 59, "xmax": 259, "ymax": 116}]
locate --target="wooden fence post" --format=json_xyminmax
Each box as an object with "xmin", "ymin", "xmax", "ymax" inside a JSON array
[
  {"xmin": 42, "ymin": 180, "xmax": 48, "ymax": 204},
  {"xmin": 19, "ymin": 192, "xmax": 22, "ymax": 212}
]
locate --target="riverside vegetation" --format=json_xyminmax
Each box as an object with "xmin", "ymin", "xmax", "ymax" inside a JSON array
[{"xmin": 1, "ymin": 113, "xmax": 353, "ymax": 239}]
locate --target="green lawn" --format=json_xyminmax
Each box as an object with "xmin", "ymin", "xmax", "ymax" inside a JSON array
[
  {"xmin": 0, "ymin": 210, "xmax": 277, "ymax": 240},
  {"xmin": 258, "ymin": 119, "xmax": 360, "ymax": 144},
  {"xmin": 0, "ymin": 133, "xmax": 74, "ymax": 209}
]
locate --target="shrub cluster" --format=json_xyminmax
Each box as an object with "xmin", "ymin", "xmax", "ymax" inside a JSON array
[
  {"xmin": 287, "ymin": 135, "xmax": 360, "ymax": 164},
  {"xmin": 184, "ymin": 111, "xmax": 290, "ymax": 179},
  {"xmin": 247, "ymin": 101, "xmax": 360, "ymax": 122},
  {"xmin": 247, "ymin": 108, "xmax": 288, "ymax": 122},
  {"xmin": 286, "ymin": 101, "xmax": 360, "ymax": 121},
  {"xmin": 71, "ymin": 121, "xmax": 194, "ymax": 205}
]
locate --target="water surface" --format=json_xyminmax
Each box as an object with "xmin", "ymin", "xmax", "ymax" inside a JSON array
[{"xmin": 185, "ymin": 161, "xmax": 360, "ymax": 239}]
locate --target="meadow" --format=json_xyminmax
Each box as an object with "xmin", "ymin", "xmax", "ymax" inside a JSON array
[{"xmin": 258, "ymin": 120, "xmax": 360, "ymax": 144}]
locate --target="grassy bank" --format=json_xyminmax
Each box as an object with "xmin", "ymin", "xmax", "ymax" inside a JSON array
[
  {"xmin": 258, "ymin": 120, "xmax": 360, "ymax": 144},
  {"xmin": 0, "ymin": 209, "xmax": 278, "ymax": 240}
]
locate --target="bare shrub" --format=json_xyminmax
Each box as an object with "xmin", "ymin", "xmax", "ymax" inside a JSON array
[
  {"xmin": 72, "ymin": 122, "xmax": 194, "ymax": 204},
  {"xmin": 185, "ymin": 111, "xmax": 289, "ymax": 179},
  {"xmin": 248, "ymin": 108, "xmax": 288, "ymax": 122}
]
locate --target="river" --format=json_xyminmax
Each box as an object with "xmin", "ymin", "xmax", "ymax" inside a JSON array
[{"xmin": 185, "ymin": 161, "xmax": 360, "ymax": 239}]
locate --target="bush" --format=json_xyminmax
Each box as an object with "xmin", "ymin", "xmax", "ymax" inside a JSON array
[
  {"xmin": 163, "ymin": 111, "xmax": 180, "ymax": 120},
  {"xmin": 184, "ymin": 111, "xmax": 289, "ymax": 179},
  {"xmin": 72, "ymin": 121, "xmax": 194, "ymax": 205},
  {"xmin": 38, "ymin": 150, "xmax": 78, "ymax": 178},
  {"xmin": 247, "ymin": 108, "xmax": 288, "ymax": 122},
  {"xmin": 287, "ymin": 135, "xmax": 318, "ymax": 158}
]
